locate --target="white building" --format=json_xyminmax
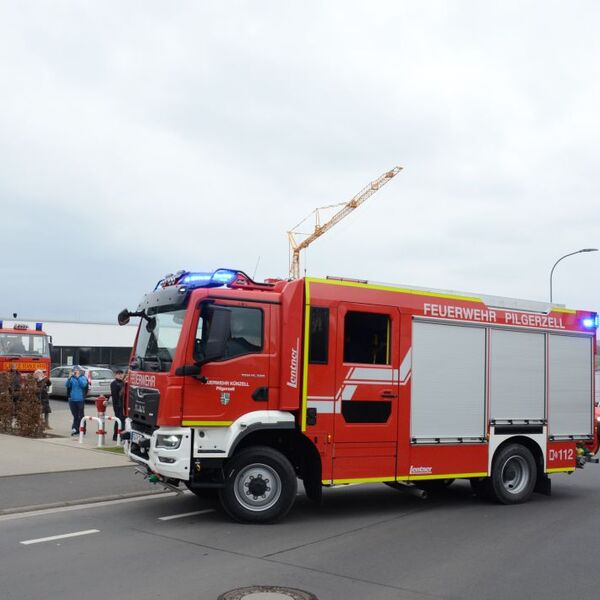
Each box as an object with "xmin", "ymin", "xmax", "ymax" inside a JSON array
[{"xmin": 1, "ymin": 318, "xmax": 137, "ymax": 368}]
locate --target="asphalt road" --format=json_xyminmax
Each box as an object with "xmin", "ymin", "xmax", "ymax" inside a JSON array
[
  {"xmin": 0, "ymin": 467, "xmax": 164, "ymax": 513},
  {"xmin": 1, "ymin": 464, "xmax": 600, "ymax": 600}
]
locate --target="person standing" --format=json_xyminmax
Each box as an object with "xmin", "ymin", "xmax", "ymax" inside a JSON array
[
  {"xmin": 109, "ymin": 370, "xmax": 125, "ymax": 441},
  {"xmin": 66, "ymin": 366, "xmax": 88, "ymax": 435},
  {"xmin": 33, "ymin": 369, "xmax": 52, "ymax": 429}
]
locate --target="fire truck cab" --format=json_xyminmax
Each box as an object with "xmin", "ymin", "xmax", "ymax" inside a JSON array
[
  {"xmin": 120, "ymin": 269, "xmax": 598, "ymax": 523},
  {"xmin": 0, "ymin": 320, "xmax": 52, "ymax": 377}
]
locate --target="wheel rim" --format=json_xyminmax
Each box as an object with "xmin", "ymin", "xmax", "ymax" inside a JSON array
[
  {"xmin": 233, "ymin": 462, "xmax": 282, "ymax": 512},
  {"xmin": 501, "ymin": 456, "xmax": 530, "ymax": 495}
]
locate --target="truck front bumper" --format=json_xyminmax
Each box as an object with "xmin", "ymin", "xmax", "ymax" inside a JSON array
[{"xmin": 125, "ymin": 426, "xmax": 192, "ymax": 481}]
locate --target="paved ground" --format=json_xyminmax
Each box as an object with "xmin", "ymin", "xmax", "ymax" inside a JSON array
[
  {"xmin": 0, "ymin": 400, "xmax": 129, "ymax": 477},
  {"xmin": 0, "ymin": 467, "xmax": 164, "ymax": 513},
  {"xmin": 1, "ymin": 466, "xmax": 600, "ymax": 600},
  {"xmin": 2, "ymin": 401, "xmax": 600, "ymax": 599}
]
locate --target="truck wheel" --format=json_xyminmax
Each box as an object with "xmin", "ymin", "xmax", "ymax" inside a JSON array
[
  {"xmin": 489, "ymin": 443, "xmax": 537, "ymax": 504},
  {"xmin": 219, "ymin": 446, "xmax": 297, "ymax": 523}
]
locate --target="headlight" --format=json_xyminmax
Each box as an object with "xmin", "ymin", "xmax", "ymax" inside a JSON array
[{"xmin": 156, "ymin": 434, "xmax": 182, "ymax": 449}]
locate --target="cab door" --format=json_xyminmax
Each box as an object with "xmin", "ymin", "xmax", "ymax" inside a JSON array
[
  {"xmin": 182, "ymin": 300, "xmax": 271, "ymax": 425},
  {"xmin": 330, "ymin": 303, "xmax": 400, "ymax": 482}
]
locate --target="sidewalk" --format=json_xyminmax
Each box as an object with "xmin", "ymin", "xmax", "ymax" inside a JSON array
[{"xmin": 0, "ymin": 400, "xmax": 131, "ymax": 477}]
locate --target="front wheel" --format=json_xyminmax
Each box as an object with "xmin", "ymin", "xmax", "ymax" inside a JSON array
[
  {"xmin": 489, "ymin": 443, "xmax": 537, "ymax": 505},
  {"xmin": 219, "ymin": 446, "xmax": 297, "ymax": 523}
]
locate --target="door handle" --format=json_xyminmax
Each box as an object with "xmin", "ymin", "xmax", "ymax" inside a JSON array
[{"xmin": 380, "ymin": 389, "xmax": 398, "ymax": 399}]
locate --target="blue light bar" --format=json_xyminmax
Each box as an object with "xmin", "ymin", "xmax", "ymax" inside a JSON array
[
  {"xmin": 582, "ymin": 315, "xmax": 598, "ymax": 329},
  {"xmin": 35, "ymin": 322, "xmax": 43, "ymax": 331},
  {"xmin": 211, "ymin": 269, "xmax": 238, "ymax": 284},
  {"xmin": 177, "ymin": 269, "xmax": 240, "ymax": 289},
  {"xmin": 181, "ymin": 272, "xmax": 212, "ymax": 284}
]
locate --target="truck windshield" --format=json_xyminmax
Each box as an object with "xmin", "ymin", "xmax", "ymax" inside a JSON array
[
  {"xmin": 0, "ymin": 333, "xmax": 49, "ymax": 357},
  {"xmin": 133, "ymin": 307, "xmax": 187, "ymax": 372}
]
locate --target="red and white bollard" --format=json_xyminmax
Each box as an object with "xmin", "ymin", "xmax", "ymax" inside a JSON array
[
  {"xmin": 104, "ymin": 416, "xmax": 123, "ymax": 444},
  {"xmin": 79, "ymin": 416, "xmax": 104, "ymax": 447}
]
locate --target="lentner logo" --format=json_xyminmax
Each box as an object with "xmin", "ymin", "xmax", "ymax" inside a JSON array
[
  {"xmin": 409, "ymin": 465, "xmax": 433, "ymax": 475},
  {"xmin": 286, "ymin": 338, "xmax": 299, "ymax": 389}
]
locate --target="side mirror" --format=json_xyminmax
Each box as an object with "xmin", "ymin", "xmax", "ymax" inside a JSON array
[
  {"xmin": 118, "ymin": 309, "xmax": 130, "ymax": 326},
  {"xmin": 175, "ymin": 364, "xmax": 201, "ymax": 376},
  {"xmin": 199, "ymin": 304, "xmax": 231, "ymax": 363}
]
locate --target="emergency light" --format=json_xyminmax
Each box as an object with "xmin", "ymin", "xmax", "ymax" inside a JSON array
[
  {"xmin": 582, "ymin": 314, "xmax": 598, "ymax": 329},
  {"xmin": 35, "ymin": 323, "xmax": 43, "ymax": 331},
  {"xmin": 162, "ymin": 268, "xmax": 240, "ymax": 289}
]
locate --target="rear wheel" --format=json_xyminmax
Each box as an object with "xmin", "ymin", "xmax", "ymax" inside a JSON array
[
  {"xmin": 489, "ymin": 443, "xmax": 537, "ymax": 504},
  {"xmin": 219, "ymin": 446, "xmax": 297, "ymax": 523}
]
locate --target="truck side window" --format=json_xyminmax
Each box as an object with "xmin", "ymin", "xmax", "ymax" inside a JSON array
[
  {"xmin": 344, "ymin": 311, "xmax": 390, "ymax": 365},
  {"xmin": 309, "ymin": 307, "xmax": 329, "ymax": 364},
  {"xmin": 193, "ymin": 306, "xmax": 263, "ymax": 362},
  {"xmin": 225, "ymin": 307, "xmax": 263, "ymax": 359}
]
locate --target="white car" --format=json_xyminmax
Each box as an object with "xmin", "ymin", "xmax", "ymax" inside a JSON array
[{"xmin": 50, "ymin": 365, "xmax": 114, "ymax": 400}]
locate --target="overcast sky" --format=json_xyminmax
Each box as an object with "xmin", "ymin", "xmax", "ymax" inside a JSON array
[{"xmin": 1, "ymin": 1, "xmax": 599, "ymax": 323}]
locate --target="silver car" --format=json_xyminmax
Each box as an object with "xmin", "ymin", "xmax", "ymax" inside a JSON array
[{"xmin": 50, "ymin": 366, "xmax": 114, "ymax": 400}]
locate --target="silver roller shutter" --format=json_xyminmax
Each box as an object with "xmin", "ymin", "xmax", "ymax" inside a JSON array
[
  {"xmin": 548, "ymin": 334, "xmax": 593, "ymax": 438},
  {"xmin": 411, "ymin": 321, "xmax": 486, "ymax": 440},
  {"xmin": 489, "ymin": 329, "xmax": 545, "ymax": 422}
]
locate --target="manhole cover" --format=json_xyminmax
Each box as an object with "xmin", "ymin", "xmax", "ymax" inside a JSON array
[{"xmin": 218, "ymin": 586, "xmax": 318, "ymax": 600}]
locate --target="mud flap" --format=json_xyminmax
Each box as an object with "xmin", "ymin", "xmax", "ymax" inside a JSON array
[{"xmin": 534, "ymin": 473, "xmax": 552, "ymax": 496}]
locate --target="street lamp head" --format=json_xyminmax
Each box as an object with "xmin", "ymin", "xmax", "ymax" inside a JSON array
[{"xmin": 579, "ymin": 248, "xmax": 598, "ymax": 253}]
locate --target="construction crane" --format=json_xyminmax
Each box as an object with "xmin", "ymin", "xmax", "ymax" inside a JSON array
[{"xmin": 287, "ymin": 165, "xmax": 402, "ymax": 279}]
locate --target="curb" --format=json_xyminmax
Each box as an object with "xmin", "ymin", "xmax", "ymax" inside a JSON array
[
  {"xmin": 0, "ymin": 489, "xmax": 171, "ymax": 516},
  {"xmin": 0, "ymin": 464, "xmax": 136, "ymax": 479}
]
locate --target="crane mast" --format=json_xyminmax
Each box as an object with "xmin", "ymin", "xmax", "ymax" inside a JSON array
[{"xmin": 287, "ymin": 166, "xmax": 402, "ymax": 279}]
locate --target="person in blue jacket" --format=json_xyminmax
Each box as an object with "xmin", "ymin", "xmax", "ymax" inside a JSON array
[{"xmin": 66, "ymin": 366, "xmax": 88, "ymax": 435}]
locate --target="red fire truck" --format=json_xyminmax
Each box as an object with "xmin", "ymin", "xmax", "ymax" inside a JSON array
[
  {"xmin": 0, "ymin": 320, "xmax": 52, "ymax": 377},
  {"xmin": 118, "ymin": 268, "xmax": 598, "ymax": 522}
]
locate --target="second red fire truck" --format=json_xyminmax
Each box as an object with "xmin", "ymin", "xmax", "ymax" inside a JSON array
[
  {"xmin": 119, "ymin": 268, "xmax": 598, "ymax": 522},
  {"xmin": 0, "ymin": 320, "xmax": 52, "ymax": 378}
]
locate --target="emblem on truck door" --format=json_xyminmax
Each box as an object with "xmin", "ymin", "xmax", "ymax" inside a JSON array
[{"xmin": 220, "ymin": 392, "xmax": 231, "ymax": 405}]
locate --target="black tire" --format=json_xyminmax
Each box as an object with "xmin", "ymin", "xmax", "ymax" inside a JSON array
[
  {"xmin": 489, "ymin": 443, "xmax": 537, "ymax": 505},
  {"xmin": 219, "ymin": 446, "xmax": 298, "ymax": 523}
]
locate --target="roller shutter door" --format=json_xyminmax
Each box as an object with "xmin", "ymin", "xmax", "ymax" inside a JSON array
[
  {"xmin": 548, "ymin": 334, "xmax": 593, "ymax": 438},
  {"xmin": 489, "ymin": 329, "xmax": 545, "ymax": 422},
  {"xmin": 411, "ymin": 321, "xmax": 486, "ymax": 440}
]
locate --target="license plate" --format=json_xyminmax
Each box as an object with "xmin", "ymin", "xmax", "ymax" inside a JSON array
[{"xmin": 131, "ymin": 431, "xmax": 143, "ymax": 444}]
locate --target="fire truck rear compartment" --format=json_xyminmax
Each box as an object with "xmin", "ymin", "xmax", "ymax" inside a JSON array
[{"xmin": 411, "ymin": 319, "xmax": 593, "ymax": 444}]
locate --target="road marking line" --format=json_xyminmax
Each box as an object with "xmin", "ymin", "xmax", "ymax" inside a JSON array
[
  {"xmin": 20, "ymin": 529, "xmax": 100, "ymax": 545},
  {"xmin": 0, "ymin": 492, "xmax": 178, "ymax": 523},
  {"xmin": 158, "ymin": 509, "xmax": 215, "ymax": 521}
]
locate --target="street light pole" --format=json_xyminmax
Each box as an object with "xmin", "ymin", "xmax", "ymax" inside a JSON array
[{"xmin": 549, "ymin": 248, "xmax": 598, "ymax": 303}]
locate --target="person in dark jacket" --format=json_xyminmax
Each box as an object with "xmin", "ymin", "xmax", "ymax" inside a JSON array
[
  {"xmin": 109, "ymin": 370, "xmax": 125, "ymax": 441},
  {"xmin": 33, "ymin": 369, "xmax": 52, "ymax": 429},
  {"xmin": 66, "ymin": 366, "xmax": 88, "ymax": 435}
]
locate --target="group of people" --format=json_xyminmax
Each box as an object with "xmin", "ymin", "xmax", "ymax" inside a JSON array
[
  {"xmin": 65, "ymin": 366, "xmax": 126, "ymax": 439},
  {"xmin": 10, "ymin": 365, "xmax": 126, "ymax": 439}
]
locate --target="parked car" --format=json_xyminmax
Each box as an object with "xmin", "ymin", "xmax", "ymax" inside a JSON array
[{"xmin": 50, "ymin": 365, "xmax": 114, "ymax": 400}]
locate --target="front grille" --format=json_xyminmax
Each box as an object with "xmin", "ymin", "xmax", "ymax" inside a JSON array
[{"xmin": 128, "ymin": 385, "xmax": 160, "ymax": 430}]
